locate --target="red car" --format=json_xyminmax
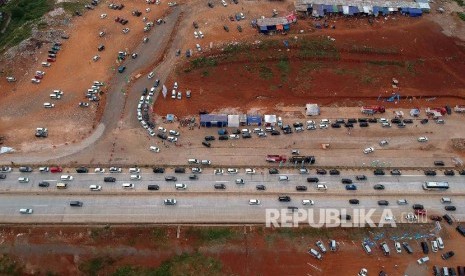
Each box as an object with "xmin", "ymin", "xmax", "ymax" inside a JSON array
[
  {"xmin": 115, "ymin": 17, "xmax": 121, "ymax": 22},
  {"xmin": 415, "ymin": 209, "xmax": 427, "ymax": 216},
  {"xmin": 429, "ymin": 215, "xmax": 442, "ymax": 221},
  {"xmin": 50, "ymin": 166, "xmax": 63, "ymax": 173},
  {"xmin": 47, "ymin": 58, "xmax": 56, "ymax": 62},
  {"xmin": 34, "ymin": 75, "xmax": 43, "ymax": 79}
]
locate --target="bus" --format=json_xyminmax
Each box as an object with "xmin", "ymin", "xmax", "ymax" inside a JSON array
[{"xmin": 423, "ymin": 181, "xmax": 449, "ymax": 190}]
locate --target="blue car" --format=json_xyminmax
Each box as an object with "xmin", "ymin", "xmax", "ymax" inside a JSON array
[
  {"xmin": 345, "ymin": 184, "xmax": 357, "ymax": 190},
  {"xmin": 118, "ymin": 66, "xmax": 126, "ymax": 73}
]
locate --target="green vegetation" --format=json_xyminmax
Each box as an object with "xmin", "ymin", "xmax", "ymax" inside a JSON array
[
  {"xmin": 0, "ymin": 255, "xmax": 23, "ymax": 275},
  {"xmin": 0, "ymin": 0, "xmax": 54, "ymax": 51},
  {"xmin": 362, "ymin": 75, "xmax": 375, "ymax": 84},
  {"xmin": 458, "ymin": 12, "xmax": 465, "ymax": 21},
  {"xmin": 350, "ymin": 45, "xmax": 399, "ymax": 55},
  {"xmin": 112, "ymin": 253, "xmax": 225, "ymax": 276},
  {"xmin": 189, "ymin": 57, "xmax": 218, "ymax": 70},
  {"xmin": 453, "ymin": 0, "xmax": 464, "ymax": 6},
  {"xmin": 298, "ymin": 38, "xmax": 340, "ymax": 60},
  {"xmin": 79, "ymin": 257, "xmax": 115, "ymax": 276},
  {"xmin": 367, "ymin": 60, "xmax": 404, "ymax": 67},
  {"xmin": 186, "ymin": 227, "xmax": 237, "ymax": 244},
  {"xmin": 59, "ymin": 1, "xmax": 86, "ymax": 14},
  {"xmin": 277, "ymin": 58, "xmax": 290, "ymax": 74},
  {"xmin": 259, "ymin": 65, "xmax": 273, "ymax": 80}
]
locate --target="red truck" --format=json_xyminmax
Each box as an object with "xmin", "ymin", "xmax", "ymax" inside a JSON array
[
  {"xmin": 50, "ymin": 166, "xmax": 63, "ymax": 173},
  {"xmin": 266, "ymin": 155, "xmax": 287, "ymax": 163},
  {"xmin": 360, "ymin": 106, "xmax": 385, "ymax": 114}
]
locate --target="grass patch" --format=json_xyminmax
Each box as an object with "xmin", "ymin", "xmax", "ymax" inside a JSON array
[
  {"xmin": 79, "ymin": 256, "xmax": 115, "ymax": 276},
  {"xmin": 298, "ymin": 37, "xmax": 340, "ymax": 60},
  {"xmin": 59, "ymin": 1, "xmax": 86, "ymax": 14},
  {"xmin": 362, "ymin": 75, "xmax": 375, "ymax": 84},
  {"xmin": 277, "ymin": 58, "xmax": 290, "ymax": 74},
  {"xmin": 186, "ymin": 227, "xmax": 237, "ymax": 244},
  {"xmin": 259, "ymin": 65, "xmax": 273, "ymax": 80},
  {"xmin": 189, "ymin": 57, "xmax": 218, "ymax": 70},
  {"xmin": 112, "ymin": 253, "xmax": 225, "ymax": 276},
  {"xmin": 0, "ymin": 254, "xmax": 23, "ymax": 275},
  {"xmin": 367, "ymin": 60, "xmax": 404, "ymax": 67},
  {"xmin": 350, "ymin": 45, "xmax": 399, "ymax": 55},
  {"xmin": 458, "ymin": 12, "xmax": 465, "ymax": 21},
  {"xmin": 201, "ymin": 70, "xmax": 210, "ymax": 77},
  {"xmin": 406, "ymin": 61, "xmax": 416, "ymax": 74},
  {"xmin": 453, "ymin": 0, "xmax": 464, "ymax": 6},
  {"xmin": 0, "ymin": 0, "xmax": 54, "ymax": 51}
]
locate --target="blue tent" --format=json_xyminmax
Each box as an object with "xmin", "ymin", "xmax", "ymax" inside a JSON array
[
  {"xmin": 259, "ymin": 26, "xmax": 268, "ymax": 33},
  {"xmin": 323, "ymin": 5, "xmax": 333, "ymax": 13},
  {"xmin": 283, "ymin": 24, "xmax": 290, "ymax": 30},
  {"xmin": 200, "ymin": 114, "xmax": 228, "ymax": 127},
  {"xmin": 408, "ymin": 8, "xmax": 422, "ymax": 17},
  {"xmin": 348, "ymin": 6, "xmax": 359, "ymax": 15},
  {"xmin": 166, "ymin": 114, "xmax": 175, "ymax": 122},
  {"xmin": 373, "ymin": 6, "xmax": 381, "ymax": 16},
  {"xmin": 247, "ymin": 115, "xmax": 262, "ymax": 126}
]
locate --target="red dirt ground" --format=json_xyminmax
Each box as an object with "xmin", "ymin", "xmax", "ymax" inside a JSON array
[
  {"xmin": 1, "ymin": 224, "xmax": 464, "ymax": 275},
  {"xmin": 154, "ymin": 16, "xmax": 465, "ymax": 117}
]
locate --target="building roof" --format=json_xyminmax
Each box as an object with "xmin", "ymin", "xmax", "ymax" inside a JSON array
[
  {"xmin": 264, "ymin": 115, "xmax": 277, "ymax": 123},
  {"xmin": 200, "ymin": 114, "xmax": 228, "ymax": 122},
  {"xmin": 295, "ymin": 0, "xmax": 423, "ymax": 11},
  {"xmin": 256, "ymin": 17, "xmax": 290, "ymax": 27}
]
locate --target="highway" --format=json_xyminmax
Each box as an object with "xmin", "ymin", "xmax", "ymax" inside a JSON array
[{"xmin": 0, "ymin": 169, "xmax": 464, "ymax": 223}]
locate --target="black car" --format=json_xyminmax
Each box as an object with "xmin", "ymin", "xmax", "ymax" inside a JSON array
[
  {"xmin": 357, "ymin": 118, "xmax": 368, "ymax": 123},
  {"xmin": 441, "ymin": 251, "xmax": 454, "ymax": 260},
  {"xmin": 397, "ymin": 123, "xmax": 406, "ymax": 128},
  {"xmin": 434, "ymin": 161, "xmax": 445, "ymax": 166},
  {"xmin": 307, "ymin": 177, "xmax": 319, "ymax": 183},
  {"xmin": 76, "ymin": 167, "xmax": 89, "ymax": 173},
  {"xmin": 412, "ymin": 204, "xmax": 425, "ymax": 210},
  {"xmin": 38, "ymin": 181, "xmax": 49, "ymax": 187},
  {"xmin": 445, "ymin": 206, "xmax": 457, "ymax": 211},
  {"xmin": 232, "ymin": 129, "xmax": 241, "ymax": 134},
  {"xmin": 335, "ymin": 118, "xmax": 345, "ymax": 124},
  {"xmin": 402, "ymin": 242, "xmax": 413, "ymax": 254},
  {"xmin": 256, "ymin": 185, "xmax": 266, "ymax": 191},
  {"xmin": 19, "ymin": 166, "xmax": 33, "ymax": 172},
  {"xmin": 329, "ymin": 169, "xmax": 340, "ymax": 175},
  {"xmin": 443, "ymin": 214, "xmax": 453, "ymax": 225},
  {"xmin": 202, "ymin": 141, "xmax": 211, "ymax": 148},
  {"xmin": 344, "ymin": 123, "xmax": 354, "ymax": 128},
  {"xmin": 147, "ymin": 185, "xmax": 159, "ymax": 190},
  {"xmin": 278, "ymin": 196, "xmax": 291, "ymax": 202},
  {"xmin": 157, "ymin": 133, "xmax": 167, "ymax": 140},
  {"xmin": 0, "ymin": 174, "xmax": 6, "ymax": 179},
  {"xmin": 378, "ymin": 200, "xmax": 389, "ymax": 206},
  {"xmin": 391, "ymin": 118, "xmax": 401, "ymax": 124},
  {"xmin": 189, "ymin": 174, "xmax": 198, "ymax": 180},
  {"xmin": 283, "ymin": 128, "xmax": 292, "ymax": 134},
  {"xmin": 271, "ymin": 130, "xmax": 281, "ymax": 135},
  {"xmin": 420, "ymin": 241, "xmax": 429, "ymax": 254},
  {"xmin": 218, "ymin": 135, "xmax": 229, "ymax": 140},
  {"xmin": 374, "ymin": 169, "xmax": 385, "ymax": 175},
  {"xmin": 424, "ymin": 170, "xmax": 436, "ymax": 176},
  {"xmin": 403, "ymin": 119, "xmax": 413, "ymax": 124},
  {"xmin": 97, "ymin": 44, "xmax": 105, "ymax": 51},
  {"xmin": 165, "ymin": 176, "xmax": 177, "ymax": 181},
  {"xmin": 153, "ymin": 167, "xmax": 165, "ymax": 173},
  {"xmin": 368, "ymin": 118, "xmax": 377, "ymax": 123},
  {"xmin": 349, "ymin": 199, "xmax": 359, "ymax": 204},
  {"xmin": 457, "ymin": 225, "xmax": 465, "ymax": 236},
  {"xmin": 316, "ymin": 169, "xmax": 327, "ymax": 175},
  {"xmin": 331, "ymin": 123, "xmax": 341, "ymax": 128},
  {"xmin": 269, "ymin": 168, "xmax": 279, "ymax": 174},
  {"xmin": 359, "ymin": 122, "xmax": 369, "ymax": 127},
  {"xmin": 154, "ymin": 79, "xmax": 160, "ymax": 87},
  {"xmin": 174, "ymin": 168, "xmax": 185, "ymax": 173},
  {"xmin": 104, "ymin": 177, "xmax": 116, "ymax": 182},
  {"xmin": 374, "ymin": 184, "xmax": 385, "ymax": 190},
  {"xmin": 142, "ymin": 88, "xmax": 148, "ymax": 96},
  {"xmin": 356, "ymin": 175, "xmax": 367, "ymax": 180},
  {"xmin": 214, "ymin": 183, "xmax": 226, "ymax": 190},
  {"xmin": 390, "ymin": 169, "xmax": 401, "ymax": 176},
  {"xmin": 296, "ymin": 185, "xmax": 307, "ymax": 191},
  {"xmin": 420, "ymin": 118, "xmax": 429, "ymax": 124},
  {"xmin": 70, "ymin": 201, "xmax": 83, "ymax": 207},
  {"xmin": 341, "ymin": 178, "xmax": 353, "ymax": 184},
  {"xmin": 444, "ymin": 170, "xmax": 455, "ymax": 176},
  {"xmin": 347, "ymin": 118, "xmax": 357, "ymax": 123},
  {"xmin": 293, "ymin": 122, "xmax": 303, "ymax": 128}
]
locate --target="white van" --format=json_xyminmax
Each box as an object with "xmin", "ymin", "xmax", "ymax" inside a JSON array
[
  {"xmin": 56, "ymin": 183, "xmax": 67, "ymax": 189},
  {"xmin": 380, "ymin": 242, "xmax": 390, "ymax": 256},
  {"xmin": 362, "ymin": 243, "xmax": 372, "ymax": 255},
  {"xmin": 60, "ymin": 175, "xmax": 73, "ymax": 181},
  {"xmin": 188, "ymin": 159, "xmax": 200, "ymax": 164},
  {"xmin": 431, "ymin": 240, "xmax": 438, "ymax": 252},
  {"xmin": 329, "ymin": 240, "xmax": 337, "ymax": 251},
  {"xmin": 440, "ymin": 197, "xmax": 451, "ymax": 204},
  {"xmin": 436, "ymin": 237, "xmax": 444, "ymax": 249},
  {"xmin": 18, "ymin": 177, "xmax": 29, "ymax": 183},
  {"xmin": 19, "ymin": 208, "xmax": 33, "ymax": 214}
]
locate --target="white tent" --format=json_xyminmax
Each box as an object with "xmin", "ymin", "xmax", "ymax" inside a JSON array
[
  {"xmin": 306, "ymin": 104, "xmax": 320, "ymax": 116},
  {"xmin": 228, "ymin": 115, "xmax": 240, "ymax": 127},
  {"xmin": 264, "ymin": 115, "xmax": 277, "ymax": 126}
]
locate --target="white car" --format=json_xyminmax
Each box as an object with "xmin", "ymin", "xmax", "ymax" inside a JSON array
[
  {"xmin": 319, "ymin": 123, "xmax": 328, "ymax": 129},
  {"xmin": 417, "ymin": 256, "xmax": 429, "ymax": 265},
  {"xmin": 221, "ymin": 0, "xmax": 227, "ymax": 6},
  {"xmin": 149, "ymin": 146, "xmax": 160, "ymax": 152},
  {"xmin": 164, "ymin": 199, "xmax": 177, "ymax": 205},
  {"xmin": 129, "ymin": 168, "xmax": 140, "ymax": 173},
  {"xmin": 18, "ymin": 177, "xmax": 29, "ymax": 183},
  {"xmin": 192, "ymin": 167, "xmax": 202, "ymax": 173},
  {"xmin": 122, "ymin": 183, "xmax": 134, "ymax": 189},
  {"xmin": 60, "ymin": 175, "xmax": 73, "ymax": 181},
  {"xmin": 171, "ymin": 90, "xmax": 176, "ymax": 99},
  {"xmin": 175, "ymin": 183, "xmax": 187, "ymax": 190},
  {"xmin": 39, "ymin": 167, "xmax": 49, "ymax": 173},
  {"xmin": 169, "ymin": 130, "xmax": 180, "ymax": 136},
  {"xmin": 302, "ymin": 199, "xmax": 314, "ymax": 205},
  {"xmin": 198, "ymin": 30, "xmax": 204, "ymax": 38},
  {"xmin": 245, "ymin": 168, "xmax": 255, "ymax": 174},
  {"xmin": 382, "ymin": 122, "xmax": 391, "ymax": 128},
  {"xmin": 122, "ymin": 28, "xmax": 130, "ymax": 34},
  {"xmin": 363, "ymin": 147, "xmax": 374, "ymax": 154},
  {"xmin": 196, "ymin": 44, "xmax": 202, "ymax": 51},
  {"xmin": 395, "ymin": 242, "xmax": 401, "ymax": 253},
  {"xmin": 214, "ymin": 169, "xmax": 224, "ymax": 175},
  {"xmin": 130, "ymin": 174, "xmax": 141, "ymax": 180},
  {"xmin": 109, "ymin": 167, "xmax": 122, "ymax": 173},
  {"xmin": 90, "ymin": 185, "xmax": 102, "ymax": 191},
  {"xmin": 299, "ymin": 168, "xmax": 309, "ymax": 174},
  {"xmin": 227, "ymin": 168, "xmax": 238, "ymax": 174},
  {"xmin": 167, "ymin": 136, "xmax": 178, "ymax": 143},
  {"xmin": 19, "ymin": 208, "xmax": 33, "ymax": 214},
  {"xmin": 0, "ymin": 166, "xmax": 12, "ymax": 173},
  {"xmin": 320, "ymin": 119, "xmax": 331, "ymax": 124},
  {"xmin": 31, "ymin": 79, "xmax": 41, "ymax": 84},
  {"xmin": 93, "ymin": 55, "xmax": 100, "ymax": 62},
  {"xmin": 194, "ymin": 31, "xmax": 199, "ymax": 38},
  {"xmin": 173, "ymin": 82, "xmax": 178, "ymax": 89},
  {"xmin": 405, "ymin": 213, "xmax": 418, "ymax": 221},
  {"xmin": 99, "ymin": 31, "xmax": 106, "ymax": 37},
  {"xmin": 249, "ymin": 199, "xmax": 260, "ymax": 205},
  {"xmin": 100, "ymin": 13, "xmax": 107, "ymax": 19},
  {"xmin": 158, "ymin": 127, "xmax": 167, "ymax": 133},
  {"xmin": 148, "ymin": 72, "xmax": 155, "ymax": 79},
  {"xmin": 229, "ymin": 134, "xmax": 239, "ymax": 139},
  {"xmin": 43, "ymin": 103, "xmax": 55, "ymax": 108},
  {"xmin": 418, "ymin": 136, "xmax": 428, "ymax": 142},
  {"xmin": 148, "ymin": 129, "xmax": 156, "ymax": 136},
  {"xmin": 94, "ymin": 168, "xmax": 105, "ymax": 173},
  {"xmin": 177, "ymin": 91, "xmax": 182, "ymax": 100},
  {"xmin": 236, "ymin": 178, "xmax": 245, "ymax": 184}
]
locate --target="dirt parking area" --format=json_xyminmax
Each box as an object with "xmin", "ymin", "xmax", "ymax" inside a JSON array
[{"xmin": 0, "ymin": 224, "xmax": 463, "ymax": 275}]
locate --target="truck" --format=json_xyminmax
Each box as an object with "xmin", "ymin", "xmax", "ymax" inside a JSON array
[
  {"xmin": 289, "ymin": 155, "xmax": 316, "ymax": 164},
  {"xmin": 361, "ymin": 106, "xmax": 385, "ymax": 114},
  {"xmin": 426, "ymin": 107, "xmax": 446, "ymax": 116},
  {"xmin": 454, "ymin": 105, "xmax": 465, "ymax": 113},
  {"xmin": 266, "ymin": 155, "xmax": 287, "ymax": 163}
]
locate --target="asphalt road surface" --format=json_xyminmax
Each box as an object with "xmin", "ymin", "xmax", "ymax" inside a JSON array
[{"xmin": 1, "ymin": 169, "xmax": 463, "ymax": 223}]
